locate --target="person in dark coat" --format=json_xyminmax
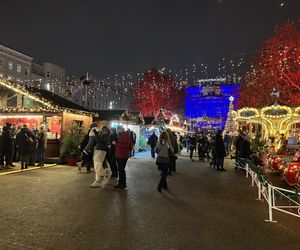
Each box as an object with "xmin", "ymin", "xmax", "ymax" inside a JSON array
[
  {"xmin": 215, "ymin": 130, "xmax": 226, "ymax": 171},
  {"xmin": 189, "ymin": 135, "xmax": 197, "ymax": 161},
  {"xmin": 235, "ymin": 132, "xmax": 244, "ymax": 159},
  {"xmin": 108, "ymin": 127, "xmax": 118, "ymax": 178},
  {"xmin": 36, "ymin": 125, "xmax": 47, "ymax": 167},
  {"xmin": 147, "ymin": 131, "xmax": 158, "ymax": 158},
  {"xmin": 166, "ymin": 129, "xmax": 178, "ymax": 174},
  {"xmin": 0, "ymin": 126, "xmax": 4, "ymax": 167},
  {"xmin": 79, "ymin": 123, "xmax": 97, "ymax": 172},
  {"xmin": 240, "ymin": 135, "xmax": 251, "ymax": 159},
  {"xmin": 29, "ymin": 125, "xmax": 39, "ymax": 166},
  {"xmin": 16, "ymin": 125, "xmax": 36, "ymax": 169},
  {"xmin": 129, "ymin": 130, "xmax": 136, "ymax": 157},
  {"xmin": 2, "ymin": 123, "xmax": 14, "ymax": 167}
]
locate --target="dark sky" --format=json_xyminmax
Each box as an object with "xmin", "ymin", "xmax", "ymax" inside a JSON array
[{"xmin": 1, "ymin": 0, "xmax": 299, "ymax": 77}]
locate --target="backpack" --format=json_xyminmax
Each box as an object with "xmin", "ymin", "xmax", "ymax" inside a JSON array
[{"xmin": 25, "ymin": 133, "xmax": 34, "ymax": 143}]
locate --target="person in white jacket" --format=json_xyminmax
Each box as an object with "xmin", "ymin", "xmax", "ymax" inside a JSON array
[{"xmin": 83, "ymin": 122, "xmax": 111, "ymax": 188}]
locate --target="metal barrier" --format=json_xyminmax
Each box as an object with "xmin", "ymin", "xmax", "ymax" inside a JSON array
[{"xmin": 236, "ymin": 159, "xmax": 300, "ymax": 222}]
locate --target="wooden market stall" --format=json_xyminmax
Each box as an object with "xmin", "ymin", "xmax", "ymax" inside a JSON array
[{"xmin": 0, "ymin": 79, "xmax": 93, "ymax": 161}]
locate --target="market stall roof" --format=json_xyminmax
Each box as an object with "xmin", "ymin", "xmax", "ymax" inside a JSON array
[
  {"xmin": 93, "ymin": 109, "xmax": 125, "ymax": 120},
  {"xmin": 25, "ymin": 86, "xmax": 90, "ymax": 113},
  {"xmin": 0, "ymin": 79, "xmax": 92, "ymax": 115}
]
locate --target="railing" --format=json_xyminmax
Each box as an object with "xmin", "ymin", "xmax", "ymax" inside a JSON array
[{"xmin": 236, "ymin": 158, "xmax": 300, "ymax": 222}]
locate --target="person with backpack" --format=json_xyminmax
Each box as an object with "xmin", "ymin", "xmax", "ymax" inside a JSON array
[
  {"xmin": 108, "ymin": 127, "xmax": 118, "ymax": 178},
  {"xmin": 16, "ymin": 124, "xmax": 36, "ymax": 170},
  {"xmin": 166, "ymin": 129, "xmax": 178, "ymax": 174},
  {"xmin": 84, "ymin": 123, "xmax": 111, "ymax": 188},
  {"xmin": 79, "ymin": 123, "xmax": 97, "ymax": 172},
  {"xmin": 147, "ymin": 131, "xmax": 158, "ymax": 158},
  {"xmin": 155, "ymin": 131, "xmax": 174, "ymax": 192}
]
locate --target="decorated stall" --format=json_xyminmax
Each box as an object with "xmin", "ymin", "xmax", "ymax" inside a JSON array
[
  {"xmin": 0, "ymin": 79, "xmax": 93, "ymax": 160},
  {"xmin": 235, "ymin": 103, "xmax": 300, "ymax": 142}
]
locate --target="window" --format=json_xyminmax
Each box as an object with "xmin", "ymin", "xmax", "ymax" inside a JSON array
[
  {"xmin": 45, "ymin": 83, "xmax": 51, "ymax": 91},
  {"xmin": 8, "ymin": 61, "xmax": 13, "ymax": 70},
  {"xmin": 24, "ymin": 67, "xmax": 29, "ymax": 75},
  {"xmin": 46, "ymin": 72, "xmax": 50, "ymax": 78},
  {"xmin": 17, "ymin": 64, "xmax": 22, "ymax": 73}
]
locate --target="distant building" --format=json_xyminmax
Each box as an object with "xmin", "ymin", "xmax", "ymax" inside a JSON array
[
  {"xmin": 0, "ymin": 42, "xmax": 132, "ymax": 111},
  {"xmin": 0, "ymin": 43, "xmax": 32, "ymax": 83},
  {"xmin": 31, "ymin": 62, "xmax": 45, "ymax": 87},
  {"xmin": 91, "ymin": 88, "xmax": 131, "ymax": 110},
  {"xmin": 43, "ymin": 62, "xmax": 66, "ymax": 95}
]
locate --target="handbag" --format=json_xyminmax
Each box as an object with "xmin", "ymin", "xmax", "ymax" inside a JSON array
[{"xmin": 155, "ymin": 143, "xmax": 171, "ymax": 165}]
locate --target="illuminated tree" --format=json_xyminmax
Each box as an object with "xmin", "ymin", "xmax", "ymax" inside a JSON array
[
  {"xmin": 131, "ymin": 68, "xmax": 184, "ymax": 116},
  {"xmin": 239, "ymin": 21, "xmax": 300, "ymax": 108},
  {"xmin": 224, "ymin": 97, "xmax": 238, "ymax": 136}
]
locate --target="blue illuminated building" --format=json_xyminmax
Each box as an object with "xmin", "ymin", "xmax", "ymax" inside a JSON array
[{"xmin": 185, "ymin": 85, "xmax": 240, "ymax": 129}]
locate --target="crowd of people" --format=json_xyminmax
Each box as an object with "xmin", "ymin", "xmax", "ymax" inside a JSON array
[
  {"xmin": 0, "ymin": 122, "xmax": 48, "ymax": 170},
  {"xmin": 79, "ymin": 122, "xmax": 136, "ymax": 190},
  {"xmin": 0, "ymin": 120, "xmax": 269, "ymax": 192}
]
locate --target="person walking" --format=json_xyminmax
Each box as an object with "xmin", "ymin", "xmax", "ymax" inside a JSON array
[
  {"xmin": 84, "ymin": 124, "xmax": 111, "ymax": 188},
  {"xmin": 166, "ymin": 129, "xmax": 178, "ymax": 174},
  {"xmin": 147, "ymin": 131, "xmax": 158, "ymax": 158},
  {"xmin": 2, "ymin": 123, "xmax": 14, "ymax": 168},
  {"xmin": 189, "ymin": 135, "xmax": 197, "ymax": 161},
  {"xmin": 215, "ymin": 130, "xmax": 226, "ymax": 171},
  {"xmin": 155, "ymin": 132, "xmax": 174, "ymax": 192},
  {"xmin": 79, "ymin": 123, "xmax": 97, "ymax": 172},
  {"xmin": 130, "ymin": 130, "xmax": 136, "ymax": 157},
  {"xmin": 108, "ymin": 127, "xmax": 118, "ymax": 178},
  {"xmin": 113, "ymin": 126, "xmax": 132, "ymax": 190},
  {"xmin": 36, "ymin": 125, "xmax": 47, "ymax": 167},
  {"xmin": 16, "ymin": 124, "xmax": 36, "ymax": 170}
]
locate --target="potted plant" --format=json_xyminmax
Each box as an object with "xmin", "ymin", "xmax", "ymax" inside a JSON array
[{"xmin": 60, "ymin": 128, "xmax": 83, "ymax": 166}]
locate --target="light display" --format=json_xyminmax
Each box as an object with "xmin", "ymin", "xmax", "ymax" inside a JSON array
[
  {"xmin": 0, "ymin": 79, "xmax": 93, "ymax": 116},
  {"xmin": 185, "ymin": 84, "xmax": 240, "ymax": 128},
  {"xmin": 239, "ymin": 20, "xmax": 300, "ymax": 108},
  {"xmin": 235, "ymin": 104, "xmax": 300, "ymax": 139}
]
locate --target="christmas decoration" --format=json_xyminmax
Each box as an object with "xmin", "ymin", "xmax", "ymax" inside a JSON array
[
  {"xmin": 239, "ymin": 21, "xmax": 300, "ymax": 108},
  {"xmin": 131, "ymin": 68, "xmax": 185, "ymax": 116},
  {"xmin": 224, "ymin": 96, "xmax": 238, "ymax": 136},
  {"xmin": 120, "ymin": 109, "xmax": 131, "ymax": 122}
]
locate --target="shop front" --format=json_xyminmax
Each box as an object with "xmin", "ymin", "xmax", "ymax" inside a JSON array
[{"xmin": 0, "ymin": 79, "xmax": 93, "ymax": 160}]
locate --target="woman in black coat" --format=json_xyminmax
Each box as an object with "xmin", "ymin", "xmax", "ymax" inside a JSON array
[
  {"xmin": 215, "ymin": 130, "xmax": 226, "ymax": 171},
  {"xmin": 16, "ymin": 125, "xmax": 36, "ymax": 169}
]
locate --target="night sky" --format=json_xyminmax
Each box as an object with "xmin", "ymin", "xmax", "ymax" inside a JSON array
[{"xmin": 1, "ymin": 0, "xmax": 299, "ymax": 77}]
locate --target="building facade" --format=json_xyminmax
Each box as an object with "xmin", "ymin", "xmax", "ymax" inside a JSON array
[{"xmin": 0, "ymin": 44, "xmax": 32, "ymax": 83}]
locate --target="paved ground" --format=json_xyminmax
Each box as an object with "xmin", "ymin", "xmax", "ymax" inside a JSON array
[{"xmin": 0, "ymin": 152, "xmax": 300, "ymax": 250}]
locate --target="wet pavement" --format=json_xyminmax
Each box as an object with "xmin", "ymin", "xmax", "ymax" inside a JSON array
[{"xmin": 0, "ymin": 152, "xmax": 300, "ymax": 250}]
